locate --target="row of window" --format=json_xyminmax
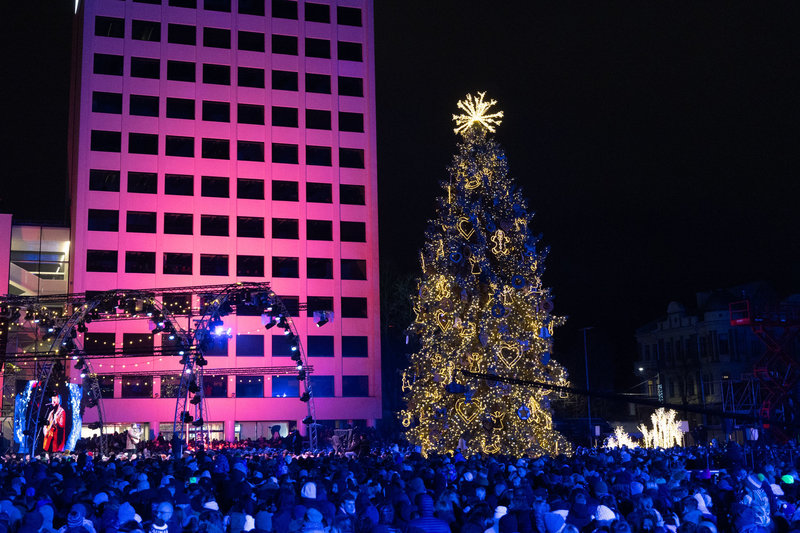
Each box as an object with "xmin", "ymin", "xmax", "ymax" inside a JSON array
[
  {"xmin": 90, "ymin": 131, "xmax": 365, "ymax": 167},
  {"xmin": 98, "ymin": 374, "xmax": 369, "ymax": 399},
  {"xmin": 85, "ymin": 332, "xmax": 369, "ymax": 357},
  {"xmin": 95, "ymin": 55, "xmax": 363, "ymax": 97},
  {"xmin": 109, "ymin": 0, "xmax": 362, "ymax": 26},
  {"xmin": 88, "ymin": 211, "xmax": 366, "ymax": 241},
  {"xmin": 98, "ymin": 18, "xmax": 363, "ymax": 54},
  {"xmin": 93, "ymin": 92, "xmax": 364, "ymax": 132},
  {"xmin": 89, "ymin": 172, "xmax": 366, "ymax": 204},
  {"xmin": 86, "ymin": 251, "xmax": 369, "ymax": 283}
]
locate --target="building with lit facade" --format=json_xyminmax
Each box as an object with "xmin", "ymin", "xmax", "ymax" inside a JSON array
[{"xmin": 66, "ymin": 0, "xmax": 380, "ymax": 441}]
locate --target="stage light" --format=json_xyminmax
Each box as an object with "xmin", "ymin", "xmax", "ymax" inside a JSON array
[
  {"xmin": 300, "ymin": 392, "xmax": 310, "ymax": 402},
  {"xmin": 77, "ymin": 322, "xmax": 88, "ymax": 333},
  {"xmin": 296, "ymin": 364, "xmax": 303, "ymax": 371},
  {"xmin": 263, "ymin": 316, "xmax": 277, "ymax": 329},
  {"xmin": 74, "ymin": 358, "xmax": 85, "ymax": 370},
  {"xmin": 9, "ymin": 309, "xmax": 20, "ymax": 322},
  {"xmin": 190, "ymin": 395, "xmax": 202, "ymax": 405},
  {"xmin": 181, "ymin": 412, "xmax": 193, "ymax": 423},
  {"xmin": 209, "ymin": 315, "xmax": 223, "ymax": 329},
  {"xmin": 188, "ymin": 381, "xmax": 199, "ymax": 393},
  {"xmin": 290, "ymin": 352, "xmax": 302, "ymax": 363},
  {"xmin": 192, "ymin": 418, "xmax": 204, "ymax": 427},
  {"xmin": 195, "ymin": 356, "xmax": 208, "ymax": 367},
  {"xmin": 80, "ymin": 372, "xmax": 86, "ymax": 379},
  {"xmin": 297, "ymin": 370, "xmax": 306, "ymax": 380},
  {"xmin": 313, "ymin": 310, "xmax": 331, "ymax": 328},
  {"xmin": 278, "ymin": 316, "xmax": 289, "ymax": 330},
  {"xmin": 169, "ymin": 334, "xmax": 176, "ymax": 340},
  {"xmin": 88, "ymin": 422, "xmax": 102, "ymax": 430},
  {"xmin": 302, "ymin": 416, "xmax": 313, "ymax": 425}
]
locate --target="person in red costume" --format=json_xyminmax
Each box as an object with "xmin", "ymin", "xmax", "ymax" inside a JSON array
[{"xmin": 43, "ymin": 394, "xmax": 66, "ymax": 452}]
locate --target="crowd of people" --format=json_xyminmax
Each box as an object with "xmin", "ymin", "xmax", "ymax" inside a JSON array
[{"xmin": 1, "ymin": 438, "xmax": 799, "ymax": 533}]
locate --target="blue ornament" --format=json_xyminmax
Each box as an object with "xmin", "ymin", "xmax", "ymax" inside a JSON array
[
  {"xmin": 491, "ymin": 304, "xmax": 506, "ymax": 318},
  {"xmin": 517, "ymin": 405, "xmax": 531, "ymax": 421},
  {"xmin": 511, "ymin": 275, "xmax": 526, "ymax": 289},
  {"xmin": 540, "ymin": 352, "xmax": 551, "ymax": 365},
  {"xmin": 449, "ymin": 252, "xmax": 463, "ymax": 263}
]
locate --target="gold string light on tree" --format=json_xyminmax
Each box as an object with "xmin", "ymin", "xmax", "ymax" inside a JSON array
[{"xmin": 400, "ymin": 92, "xmax": 571, "ymax": 457}]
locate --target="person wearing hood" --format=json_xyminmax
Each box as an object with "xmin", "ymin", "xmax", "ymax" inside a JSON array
[{"xmin": 408, "ymin": 493, "xmax": 449, "ymax": 533}]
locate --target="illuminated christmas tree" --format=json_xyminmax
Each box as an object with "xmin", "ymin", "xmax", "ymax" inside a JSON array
[{"xmin": 400, "ymin": 92, "xmax": 571, "ymax": 457}]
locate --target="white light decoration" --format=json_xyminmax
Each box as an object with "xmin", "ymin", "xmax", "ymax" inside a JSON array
[
  {"xmin": 604, "ymin": 425, "xmax": 638, "ymax": 449},
  {"xmin": 638, "ymin": 408, "xmax": 683, "ymax": 448},
  {"xmin": 452, "ymin": 92, "xmax": 504, "ymax": 135}
]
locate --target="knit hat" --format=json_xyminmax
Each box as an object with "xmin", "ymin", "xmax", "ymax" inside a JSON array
[
  {"xmin": 203, "ymin": 501, "xmax": 219, "ymax": 511},
  {"xmin": 149, "ymin": 520, "xmax": 168, "ymax": 533},
  {"xmin": 783, "ymin": 474, "xmax": 795, "ymax": 484},
  {"xmin": 416, "ymin": 494, "xmax": 434, "ymax": 516},
  {"xmin": 301, "ymin": 482, "xmax": 317, "ymax": 500},
  {"xmin": 746, "ymin": 474, "xmax": 761, "ymax": 490},
  {"xmin": 596, "ymin": 505, "xmax": 616, "ymax": 524},
  {"xmin": 494, "ymin": 506, "xmax": 508, "ymax": 521},
  {"xmin": 67, "ymin": 504, "xmax": 87, "ymax": 528},
  {"xmin": 543, "ymin": 512, "xmax": 566, "ymax": 533},
  {"xmin": 93, "ymin": 492, "xmax": 109, "ymax": 506}
]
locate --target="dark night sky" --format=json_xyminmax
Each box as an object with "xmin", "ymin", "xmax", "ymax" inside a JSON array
[{"xmin": 4, "ymin": 2, "xmax": 800, "ymax": 391}]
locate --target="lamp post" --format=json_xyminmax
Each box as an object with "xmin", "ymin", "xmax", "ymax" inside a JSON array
[{"xmin": 580, "ymin": 326, "xmax": 594, "ymax": 447}]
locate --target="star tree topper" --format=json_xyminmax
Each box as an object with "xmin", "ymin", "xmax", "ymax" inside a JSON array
[{"xmin": 452, "ymin": 91, "xmax": 504, "ymax": 135}]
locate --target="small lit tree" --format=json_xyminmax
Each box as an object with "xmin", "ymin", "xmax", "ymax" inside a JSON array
[
  {"xmin": 639, "ymin": 408, "xmax": 682, "ymax": 448},
  {"xmin": 604, "ymin": 426, "xmax": 638, "ymax": 449}
]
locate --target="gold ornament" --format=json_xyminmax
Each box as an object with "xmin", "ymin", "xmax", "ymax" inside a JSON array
[
  {"xmin": 490, "ymin": 229, "xmax": 510, "ymax": 256},
  {"xmin": 436, "ymin": 311, "xmax": 451, "ymax": 332},
  {"xmin": 452, "ymin": 92, "xmax": 504, "ymax": 135},
  {"xmin": 457, "ymin": 217, "xmax": 475, "ymax": 239},
  {"xmin": 455, "ymin": 398, "xmax": 480, "ymax": 423},
  {"xmin": 497, "ymin": 342, "xmax": 523, "ymax": 369}
]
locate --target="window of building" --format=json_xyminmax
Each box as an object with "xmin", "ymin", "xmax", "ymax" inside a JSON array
[
  {"xmin": 272, "ymin": 143, "xmax": 298, "ymax": 164},
  {"xmin": 238, "ymin": 0, "xmax": 264, "ymax": 16},
  {"xmin": 237, "ymin": 216, "xmax": 264, "ymax": 238},
  {"xmin": 306, "ymin": 109, "xmax": 331, "ymax": 130},
  {"xmin": 719, "ymin": 333, "xmax": 730, "ymax": 355},
  {"xmin": 130, "ymin": 94, "xmax": 159, "ymax": 117},
  {"xmin": 237, "ymin": 255, "xmax": 264, "ymax": 277},
  {"xmin": 131, "ymin": 57, "xmax": 160, "ymax": 79},
  {"xmin": 200, "ymin": 215, "xmax": 229, "ymax": 236},
  {"xmin": 272, "ymin": 106, "xmax": 298, "ymax": 127},
  {"xmin": 272, "ymin": 35, "xmax": 298, "ymax": 55},
  {"xmin": 236, "ymin": 334, "xmax": 264, "ymax": 356},
  {"xmin": 205, "ymin": 335, "xmax": 228, "ymax": 355},
  {"xmin": 236, "ymin": 376, "xmax": 263, "ymax": 398},
  {"xmin": 92, "ymin": 91, "xmax": 122, "ymax": 114},
  {"xmin": 238, "ymin": 140, "xmax": 264, "ymax": 162},
  {"xmin": 272, "ymin": 70, "xmax": 298, "ymax": 91},
  {"xmin": 203, "ymin": 27, "xmax": 230, "ymax": 48},
  {"xmin": 168, "ymin": 23, "xmax": 196, "ymax": 45},
  {"xmin": 272, "ymin": 0, "xmax": 297, "ymax": 19},
  {"xmin": 338, "ymin": 41, "xmax": 362, "ymax": 62},
  {"xmin": 305, "ymin": 3, "xmax": 329, "ymax": 23},
  {"xmin": 96, "ymin": 16, "xmax": 124, "ymax": 38},
  {"xmin": 279, "ymin": 296, "xmax": 300, "ymax": 316},
  {"xmin": 238, "ymin": 30, "xmax": 265, "ymax": 51},
  {"xmin": 237, "ymin": 178, "xmax": 264, "ymax": 199},
  {"xmin": 128, "ymin": 132, "xmax": 158, "ymax": 155},
  {"xmin": 89, "ymin": 169, "xmax": 120, "ymax": 192},
  {"xmin": 341, "ymin": 259, "xmax": 367, "ymax": 280},
  {"xmin": 305, "ymin": 38, "xmax": 330, "ymax": 59},
  {"xmin": 121, "ymin": 376, "xmax": 153, "ymax": 398},
  {"xmin": 309, "ymin": 375, "xmax": 334, "ymax": 397},
  {"xmin": 84, "ymin": 332, "xmax": 116, "ymax": 355},
  {"xmin": 203, "ymin": 64, "xmax": 230, "ymax": 85},
  {"xmin": 128, "ymin": 172, "xmax": 158, "ymax": 193},
  {"xmin": 91, "ymin": 130, "xmax": 121, "ymax": 152},
  {"xmin": 169, "ymin": 0, "xmax": 196, "ymax": 7},
  {"xmin": 238, "ymin": 66, "xmax": 265, "ymax": 88},
  {"xmin": 165, "ymin": 97, "xmax": 194, "ymax": 120},
  {"xmin": 88, "ymin": 209, "xmax": 119, "ymax": 232},
  {"xmin": 202, "ymin": 138, "xmax": 230, "ymax": 159},
  {"xmin": 86, "ymin": 250, "xmax": 117, "ymax": 272},
  {"xmin": 200, "ymin": 176, "xmax": 229, "ymax": 197},
  {"xmin": 200, "ymin": 254, "xmax": 228, "ymax": 276},
  {"xmin": 94, "ymin": 53, "xmax": 123, "ymax": 76},
  {"xmin": 164, "ymin": 213, "xmax": 193, "ymax": 234},
  {"xmin": 306, "ymin": 146, "xmax": 332, "ymax": 166},
  {"xmin": 272, "ymin": 257, "xmax": 299, "ymax": 278},
  {"xmin": 167, "ymin": 60, "xmax": 195, "ymax": 82},
  {"xmin": 204, "ymin": 0, "xmax": 230, "ymax": 12},
  {"xmin": 127, "ymin": 211, "xmax": 156, "ymax": 233},
  {"xmin": 339, "ymin": 112, "xmax": 364, "ymax": 132},
  {"xmin": 307, "ymin": 220, "xmax": 332, "ymax": 241},
  {"xmin": 342, "ymin": 336, "xmax": 368, "ymax": 357},
  {"xmin": 340, "ymin": 147, "xmax": 365, "ymax": 168},
  {"xmin": 307, "ymin": 182, "xmax": 332, "ymax": 203},
  {"xmin": 204, "ymin": 375, "xmax": 228, "ymax": 397},
  {"xmin": 272, "ymin": 180, "xmax": 298, "ymax": 201},
  {"xmin": 305, "ymin": 73, "xmax": 331, "ymax": 94},
  {"xmin": 125, "ymin": 251, "xmax": 156, "ymax": 273},
  {"xmin": 132, "ymin": 20, "xmax": 160, "ymax": 41},
  {"xmin": 163, "ymin": 252, "xmax": 192, "ymax": 275},
  {"xmin": 341, "ymin": 221, "xmax": 366, "ymax": 242},
  {"xmin": 342, "ymin": 375, "xmax": 368, "ymax": 397},
  {"xmin": 307, "ymin": 296, "xmax": 333, "ymax": 315},
  {"xmin": 165, "ymin": 135, "xmax": 194, "ymax": 157},
  {"xmin": 160, "ymin": 375, "xmax": 180, "ymax": 398},
  {"xmin": 340, "ymin": 184, "xmax": 366, "ymax": 205},
  {"xmin": 97, "ymin": 375, "xmax": 115, "ymax": 398},
  {"xmin": 337, "ymin": 6, "xmax": 362, "ymax": 26},
  {"xmin": 272, "ymin": 218, "xmax": 298, "ymax": 239},
  {"xmin": 165, "ymin": 174, "xmax": 193, "ymax": 196},
  {"xmin": 341, "ymin": 297, "xmax": 367, "ymax": 318},
  {"xmin": 271, "ymin": 376, "xmax": 297, "ymax": 398},
  {"xmin": 237, "ymin": 103, "xmax": 264, "ymax": 124},
  {"xmin": 202, "ymin": 101, "xmax": 229, "ymax": 122},
  {"xmin": 307, "ymin": 258, "xmax": 333, "ymax": 279},
  {"xmin": 271, "ymin": 335, "xmax": 293, "ymax": 357},
  {"xmin": 338, "ymin": 76, "xmax": 363, "ymax": 97}
]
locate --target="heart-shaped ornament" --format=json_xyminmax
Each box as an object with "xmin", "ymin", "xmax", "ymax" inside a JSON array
[
  {"xmin": 497, "ymin": 342, "xmax": 523, "ymax": 369},
  {"xmin": 457, "ymin": 217, "xmax": 475, "ymax": 239},
  {"xmin": 455, "ymin": 398, "xmax": 479, "ymax": 423},
  {"xmin": 436, "ymin": 311, "xmax": 451, "ymax": 332}
]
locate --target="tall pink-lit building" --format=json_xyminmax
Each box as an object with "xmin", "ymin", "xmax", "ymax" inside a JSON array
[{"xmin": 68, "ymin": 0, "xmax": 380, "ymax": 441}]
